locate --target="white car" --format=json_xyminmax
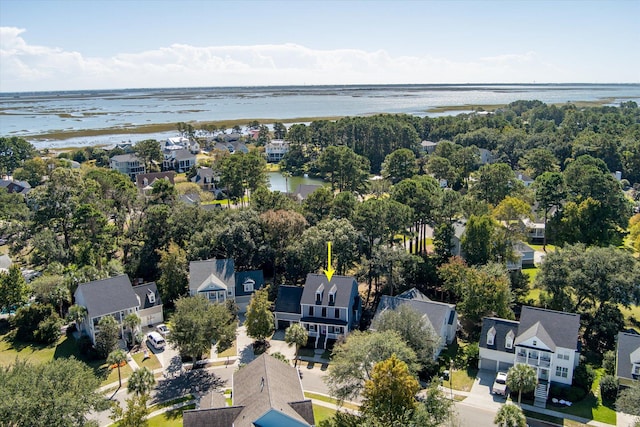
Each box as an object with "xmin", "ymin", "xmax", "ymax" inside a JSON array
[
  {"xmin": 156, "ymin": 323, "xmax": 170, "ymax": 336},
  {"xmin": 492, "ymin": 371, "xmax": 508, "ymax": 395}
]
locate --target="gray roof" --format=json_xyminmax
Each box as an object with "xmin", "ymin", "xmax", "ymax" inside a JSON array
[
  {"xmin": 132, "ymin": 282, "xmax": 162, "ymax": 310},
  {"xmin": 185, "ymin": 354, "xmax": 313, "ymax": 427},
  {"xmin": 174, "ymin": 149, "xmax": 196, "ymax": 160},
  {"xmin": 111, "ymin": 153, "xmax": 140, "ymax": 162},
  {"xmin": 479, "ymin": 317, "xmax": 519, "ymax": 353},
  {"xmin": 189, "ymin": 259, "xmax": 235, "ymax": 294},
  {"xmin": 0, "ymin": 254, "xmax": 12, "ymax": 270},
  {"xmin": 373, "ymin": 291, "xmax": 456, "ymax": 333},
  {"xmin": 516, "ymin": 306, "xmax": 580, "ymax": 351},
  {"xmin": 397, "ymin": 287, "xmax": 431, "ymax": 302},
  {"xmin": 135, "ymin": 171, "xmax": 175, "ymax": 189},
  {"xmin": 75, "ymin": 275, "xmax": 139, "ymax": 318},
  {"xmin": 274, "ymin": 286, "xmax": 303, "ymax": 314},
  {"xmin": 294, "ymin": 184, "xmax": 323, "ymax": 201},
  {"xmin": 235, "ymin": 270, "xmax": 265, "ymax": 297},
  {"xmin": 616, "ymin": 331, "xmax": 640, "ymax": 381},
  {"xmin": 300, "ymin": 274, "xmax": 357, "ymax": 308},
  {"xmin": 192, "ymin": 167, "xmax": 215, "ymax": 183},
  {"xmin": 515, "ymin": 321, "xmax": 557, "ymax": 351}
]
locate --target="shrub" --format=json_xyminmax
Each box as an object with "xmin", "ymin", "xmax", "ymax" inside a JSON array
[
  {"xmin": 600, "ymin": 375, "xmax": 619, "ymax": 403},
  {"xmin": 34, "ymin": 315, "xmax": 62, "ymax": 344},
  {"xmin": 464, "ymin": 342, "xmax": 479, "ymax": 367},
  {"xmin": 11, "ymin": 304, "xmax": 56, "ymax": 342},
  {"xmin": 573, "ymin": 364, "xmax": 596, "ymax": 392},
  {"xmin": 602, "ymin": 351, "xmax": 616, "ymax": 375}
]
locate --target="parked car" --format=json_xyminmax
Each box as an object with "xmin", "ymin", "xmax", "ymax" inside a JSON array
[
  {"xmin": 156, "ymin": 323, "xmax": 170, "ymax": 336},
  {"xmin": 492, "ymin": 371, "xmax": 508, "ymax": 395},
  {"xmin": 147, "ymin": 331, "xmax": 166, "ymax": 350}
]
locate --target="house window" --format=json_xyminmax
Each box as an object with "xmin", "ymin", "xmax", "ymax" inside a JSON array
[
  {"xmin": 555, "ymin": 366, "xmax": 568, "ymax": 378},
  {"xmin": 243, "ymin": 279, "xmax": 255, "ymax": 293},
  {"xmin": 533, "ymin": 340, "xmax": 537, "ymax": 346},
  {"xmin": 486, "ymin": 327, "xmax": 496, "ymax": 346},
  {"xmin": 632, "ymin": 365, "xmax": 640, "ymax": 375},
  {"xmin": 336, "ymin": 327, "xmax": 342, "ymax": 334},
  {"xmin": 557, "ymin": 352, "xmax": 570, "ymax": 360},
  {"xmin": 329, "ymin": 293, "xmax": 335, "ymax": 305},
  {"xmin": 309, "ymin": 306, "xmax": 314, "ymax": 316},
  {"xmin": 321, "ymin": 307, "xmax": 327, "ymax": 317},
  {"xmin": 505, "ymin": 331, "xmax": 514, "ymax": 349},
  {"xmin": 329, "ymin": 326, "xmax": 334, "ymax": 333},
  {"xmin": 335, "ymin": 308, "xmax": 340, "ymax": 318}
]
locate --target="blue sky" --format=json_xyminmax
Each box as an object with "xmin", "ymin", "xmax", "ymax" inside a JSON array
[{"xmin": 1, "ymin": 0, "xmax": 638, "ymax": 91}]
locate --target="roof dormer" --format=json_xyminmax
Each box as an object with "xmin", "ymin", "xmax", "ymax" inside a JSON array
[
  {"xmin": 506, "ymin": 330, "xmax": 515, "ymax": 349},
  {"xmin": 328, "ymin": 284, "xmax": 338, "ymax": 305},
  {"xmin": 487, "ymin": 326, "xmax": 496, "ymax": 346},
  {"xmin": 147, "ymin": 289, "xmax": 156, "ymax": 304},
  {"xmin": 315, "ymin": 283, "xmax": 324, "ymax": 304}
]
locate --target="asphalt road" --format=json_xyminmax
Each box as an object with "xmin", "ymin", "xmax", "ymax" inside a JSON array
[{"xmin": 455, "ymin": 402, "xmax": 559, "ymax": 427}]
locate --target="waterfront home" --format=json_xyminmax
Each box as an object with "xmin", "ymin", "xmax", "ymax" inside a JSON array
[
  {"xmin": 110, "ymin": 154, "xmax": 145, "ymax": 180},
  {"xmin": 265, "ymin": 139, "xmax": 290, "ymax": 162}
]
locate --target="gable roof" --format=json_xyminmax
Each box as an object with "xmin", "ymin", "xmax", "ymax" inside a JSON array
[
  {"xmin": 294, "ymin": 184, "xmax": 323, "ymax": 201},
  {"xmin": 111, "ymin": 153, "xmax": 141, "ymax": 163},
  {"xmin": 373, "ymin": 290, "xmax": 456, "ymax": 334},
  {"xmin": 616, "ymin": 331, "xmax": 640, "ymax": 381},
  {"xmin": 190, "ymin": 259, "xmax": 235, "ymax": 293},
  {"xmin": 274, "ymin": 286, "xmax": 303, "ymax": 314},
  {"xmin": 515, "ymin": 320, "xmax": 557, "ymax": 351},
  {"xmin": 135, "ymin": 171, "xmax": 175, "ymax": 189},
  {"xmin": 235, "ymin": 270, "xmax": 265, "ymax": 297},
  {"xmin": 132, "ymin": 282, "xmax": 162, "ymax": 310},
  {"xmin": 479, "ymin": 317, "xmax": 520, "ymax": 353},
  {"xmin": 517, "ymin": 306, "xmax": 580, "ymax": 351},
  {"xmin": 300, "ymin": 274, "xmax": 356, "ymax": 308},
  {"xmin": 75, "ymin": 275, "xmax": 139, "ymax": 318}
]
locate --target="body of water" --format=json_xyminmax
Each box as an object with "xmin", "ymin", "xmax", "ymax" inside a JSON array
[
  {"xmin": 1, "ymin": 84, "xmax": 639, "ymax": 149},
  {"xmin": 267, "ymin": 171, "xmax": 325, "ymax": 194}
]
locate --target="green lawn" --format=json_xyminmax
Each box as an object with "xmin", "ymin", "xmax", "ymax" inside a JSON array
[
  {"xmin": 522, "ymin": 266, "xmax": 539, "ymax": 286},
  {"xmin": 305, "ymin": 392, "xmax": 360, "ymax": 411},
  {"xmin": 147, "ymin": 404, "xmax": 195, "ymax": 427},
  {"xmin": 551, "ymin": 368, "xmax": 616, "ymax": 425},
  {"xmin": 528, "ymin": 243, "xmax": 557, "ymax": 252},
  {"xmin": 442, "ymin": 368, "xmax": 478, "ymax": 392},
  {"xmin": 133, "ymin": 351, "xmax": 162, "ymax": 371},
  {"xmin": 218, "ymin": 340, "xmax": 237, "ymax": 358},
  {"xmin": 313, "ymin": 405, "xmax": 337, "ymax": 423},
  {"xmin": 619, "ymin": 304, "xmax": 640, "ymax": 332}
]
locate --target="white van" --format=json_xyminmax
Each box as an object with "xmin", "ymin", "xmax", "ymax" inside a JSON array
[{"xmin": 147, "ymin": 331, "xmax": 166, "ymax": 350}]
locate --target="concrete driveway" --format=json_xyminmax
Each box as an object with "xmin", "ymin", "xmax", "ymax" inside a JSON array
[{"xmin": 461, "ymin": 369, "xmax": 509, "ymax": 410}]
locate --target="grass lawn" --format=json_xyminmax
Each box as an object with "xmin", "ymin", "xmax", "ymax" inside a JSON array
[
  {"xmin": 313, "ymin": 405, "xmax": 337, "ymax": 423},
  {"xmin": 147, "ymin": 404, "xmax": 195, "ymax": 427},
  {"xmin": 522, "ymin": 410, "xmax": 586, "ymax": 427},
  {"xmin": 305, "ymin": 392, "xmax": 360, "ymax": 411},
  {"xmin": 551, "ymin": 368, "xmax": 616, "ymax": 425},
  {"xmin": 528, "ymin": 243, "xmax": 557, "ymax": 252},
  {"xmin": 132, "ymin": 351, "xmax": 162, "ymax": 371},
  {"xmin": 442, "ymin": 368, "xmax": 477, "ymax": 392},
  {"xmin": 218, "ymin": 340, "xmax": 237, "ymax": 358},
  {"xmin": 0, "ymin": 330, "xmax": 62, "ymax": 366},
  {"xmin": 522, "ymin": 266, "xmax": 539, "ymax": 286},
  {"xmin": 619, "ymin": 304, "xmax": 640, "ymax": 333}
]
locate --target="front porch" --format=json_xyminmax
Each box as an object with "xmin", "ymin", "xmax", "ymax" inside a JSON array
[{"xmin": 301, "ymin": 319, "xmax": 347, "ymax": 349}]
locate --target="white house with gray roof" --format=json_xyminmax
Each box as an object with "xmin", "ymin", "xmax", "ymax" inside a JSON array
[
  {"xmin": 110, "ymin": 154, "xmax": 145, "ymax": 180},
  {"xmin": 479, "ymin": 306, "xmax": 581, "ymax": 407},
  {"xmin": 615, "ymin": 331, "xmax": 640, "ymax": 387},
  {"xmin": 74, "ymin": 275, "xmax": 140, "ymax": 344},
  {"xmin": 373, "ymin": 288, "xmax": 457, "ymax": 359},
  {"xmin": 189, "ymin": 259, "xmax": 264, "ymax": 313}
]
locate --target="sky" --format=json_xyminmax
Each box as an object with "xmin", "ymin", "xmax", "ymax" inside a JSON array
[{"xmin": 1, "ymin": 0, "xmax": 639, "ymax": 92}]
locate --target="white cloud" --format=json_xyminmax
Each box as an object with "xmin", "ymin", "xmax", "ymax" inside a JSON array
[{"xmin": 0, "ymin": 26, "xmax": 609, "ymax": 92}]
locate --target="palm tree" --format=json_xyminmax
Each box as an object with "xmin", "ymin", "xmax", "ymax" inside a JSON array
[
  {"xmin": 284, "ymin": 323, "xmax": 308, "ymax": 367},
  {"xmin": 506, "ymin": 364, "xmax": 538, "ymax": 404},
  {"xmin": 107, "ymin": 349, "xmax": 128, "ymax": 388},
  {"xmin": 127, "ymin": 367, "xmax": 156, "ymax": 396},
  {"xmin": 123, "ymin": 313, "xmax": 141, "ymax": 347},
  {"xmin": 67, "ymin": 304, "xmax": 87, "ymax": 331},
  {"xmin": 494, "ymin": 403, "xmax": 527, "ymax": 427}
]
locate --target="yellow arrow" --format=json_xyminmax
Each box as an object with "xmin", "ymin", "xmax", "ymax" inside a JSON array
[{"xmin": 323, "ymin": 241, "xmax": 336, "ymax": 282}]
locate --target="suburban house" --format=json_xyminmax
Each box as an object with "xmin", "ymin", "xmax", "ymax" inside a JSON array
[
  {"xmin": 189, "ymin": 259, "xmax": 264, "ymax": 313},
  {"xmin": 0, "ymin": 178, "xmax": 31, "ymax": 195},
  {"xmin": 479, "ymin": 148, "xmax": 495, "ymax": 165},
  {"xmin": 183, "ymin": 354, "xmax": 315, "ymax": 427},
  {"xmin": 450, "ymin": 220, "xmax": 466, "ymax": 258},
  {"xmin": 163, "ymin": 136, "xmax": 200, "ymax": 154},
  {"xmin": 421, "ymin": 140, "xmax": 438, "ymax": 154},
  {"xmin": 274, "ymin": 286, "xmax": 305, "ymax": 329},
  {"xmin": 214, "ymin": 141, "xmax": 249, "ymax": 154},
  {"xmin": 522, "ymin": 217, "xmax": 545, "ymax": 242},
  {"xmin": 132, "ymin": 282, "xmax": 164, "ymax": 327},
  {"xmin": 265, "ymin": 139, "xmax": 290, "ymax": 162},
  {"xmin": 110, "ymin": 154, "xmax": 145, "ymax": 180},
  {"xmin": 479, "ymin": 306, "xmax": 581, "ymax": 407},
  {"xmin": 135, "ymin": 171, "xmax": 176, "ymax": 193},
  {"xmin": 293, "ymin": 184, "xmax": 323, "ymax": 202},
  {"xmin": 615, "ymin": 331, "xmax": 640, "ymax": 387},
  {"xmin": 506, "ymin": 241, "xmax": 535, "ymax": 271},
  {"xmin": 191, "ymin": 166, "xmax": 216, "ymax": 191},
  {"xmin": 372, "ymin": 288, "xmax": 457, "ymax": 358},
  {"xmin": 516, "ymin": 172, "xmax": 534, "ymax": 187},
  {"xmin": 74, "ymin": 275, "xmax": 140, "ymax": 344},
  {"xmin": 162, "ymin": 148, "xmax": 196, "ymax": 173}
]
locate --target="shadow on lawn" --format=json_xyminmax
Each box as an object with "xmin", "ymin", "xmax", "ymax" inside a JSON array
[{"xmin": 153, "ymin": 369, "xmax": 226, "ymax": 405}]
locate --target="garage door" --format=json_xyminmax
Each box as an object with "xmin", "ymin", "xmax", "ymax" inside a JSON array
[
  {"xmin": 480, "ymin": 358, "xmax": 498, "ymax": 371},
  {"xmin": 277, "ymin": 320, "xmax": 290, "ymax": 330},
  {"xmin": 498, "ymin": 361, "xmax": 513, "ymax": 371}
]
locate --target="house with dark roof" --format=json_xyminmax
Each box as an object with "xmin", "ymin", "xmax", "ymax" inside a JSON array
[
  {"xmin": 372, "ymin": 288, "xmax": 457, "ymax": 359},
  {"xmin": 421, "ymin": 140, "xmax": 438, "ymax": 154},
  {"xmin": 74, "ymin": 275, "xmax": 141, "ymax": 344},
  {"xmin": 0, "ymin": 179, "xmax": 31, "ymax": 195},
  {"xmin": 478, "ymin": 306, "xmax": 581, "ymax": 406},
  {"xmin": 189, "ymin": 259, "xmax": 264, "ymax": 313},
  {"xmin": 135, "ymin": 171, "xmax": 176, "ymax": 193},
  {"xmin": 294, "ymin": 184, "xmax": 323, "ymax": 202},
  {"xmin": 300, "ymin": 274, "xmax": 361, "ymax": 349},
  {"xmin": 184, "ymin": 354, "xmax": 314, "ymax": 427},
  {"xmin": 132, "ymin": 282, "xmax": 164, "ymax": 327},
  {"xmin": 615, "ymin": 331, "xmax": 640, "ymax": 387},
  {"xmin": 274, "ymin": 285, "xmax": 304, "ymax": 330},
  {"xmin": 191, "ymin": 166, "xmax": 216, "ymax": 191}
]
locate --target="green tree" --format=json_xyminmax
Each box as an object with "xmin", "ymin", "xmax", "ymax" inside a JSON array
[
  {"xmin": 472, "ymin": 163, "xmax": 520, "ymax": 206},
  {"xmin": 331, "ymin": 191, "xmax": 357, "ymax": 221},
  {"xmin": 67, "ymin": 304, "xmax": 87, "ymax": 331},
  {"xmin": 302, "ymin": 186, "xmax": 334, "ymax": 225},
  {"xmin": 616, "ymin": 382, "xmax": 640, "ymax": 417},
  {"xmin": 123, "ymin": 313, "xmax": 141, "ymax": 347},
  {"xmin": 95, "ymin": 315, "xmax": 120, "ymax": 358},
  {"xmin": 326, "ymin": 330, "xmax": 418, "ymax": 402},
  {"xmin": 13, "ymin": 157, "xmax": 48, "ymax": 187},
  {"xmin": 583, "ymin": 303, "xmax": 626, "ymax": 355},
  {"xmin": 285, "ymin": 323, "xmax": 308, "ymax": 367},
  {"xmin": 316, "ymin": 145, "xmax": 370, "ymax": 193},
  {"xmin": 149, "ymin": 179, "xmax": 177, "ymax": 205},
  {"xmin": 494, "ymin": 404, "xmax": 527, "ymax": 427},
  {"xmin": 168, "ymin": 296, "xmax": 236, "ymax": 365},
  {"xmin": 245, "ymin": 288, "xmax": 275, "ymax": 345},
  {"xmin": 110, "ymin": 394, "xmax": 149, "ymax": 427},
  {"xmin": 0, "ymin": 358, "xmax": 106, "ymax": 426},
  {"xmin": 127, "ymin": 367, "xmax": 156, "ymax": 396},
  {"xmin": 506, "ymin": 364, "xmax": 537, "ymax": 404},
  {"xmin": 372, "ymin": 304, "xmax": 440, "ymax": 365},
  {"xmin": 361, "ymin": 354, "xmax": 420, "ymax": 426},
  {"xmin": 157, "ymin": 241, "xmax": 189, "ymax": 306},
  {"xmin": 107, "ymin": 349, "xmax": 128, "ymax": 388},
  {"xmin": 273, "ymin": 122, "xmax": 287, "ymax": 139},
  {"xmin": 0, "ymin": 136, "xmax": 35, "ymax": 175},
  {"xmin": 381, "ymin": 148, "xmax": 418, "ymax": 184},
  {"xmin": 533, "ymin": 171, "xmax": 565, "ymax": 249},
  {"xmin": 260, "ymin": 209, "xmax": 308, "ymax": 284},
  {"xmin": 518, "ymin": 147, "xmax": 559, "ymax": 179},
  {"xmin": 461, "ymin": 214, "xmax": 500, "ymax": 265},
  {"xmin": 134, "ymin": 139, "xmax": 162, "ymax": 172},
  {"xmin": 0, "ymin": 264, "xmax": 30, "ymax": 311}
]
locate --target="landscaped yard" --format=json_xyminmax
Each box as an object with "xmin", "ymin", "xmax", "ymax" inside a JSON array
[
  {"xmin": 217, "ymin": 339, "xmax": 237, "ymax": 358},
  {"xmin": 132, "ymin": 351, "xmax": 162, "ymax": 371},
  {"xmin": 619, "ymin": 304, "xmax": 640, "ymax": 333},
  {"xmin": 313, "ymin": 405, "xmax": 337, "ymax": 423},
  {"xmin": 441, "ymin": 368, "xmax": 477, "ymax": 392},
  {"xmin": 551, "ymin": 368, "xmax": 616, "ymax": 425},
  {"xmin": 305, "ymin": 391, "xmax": 360, "ymax": 411},
  {"xmin": 147, "ymin": 404, "xmax": 195, "ymax": 427}
]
